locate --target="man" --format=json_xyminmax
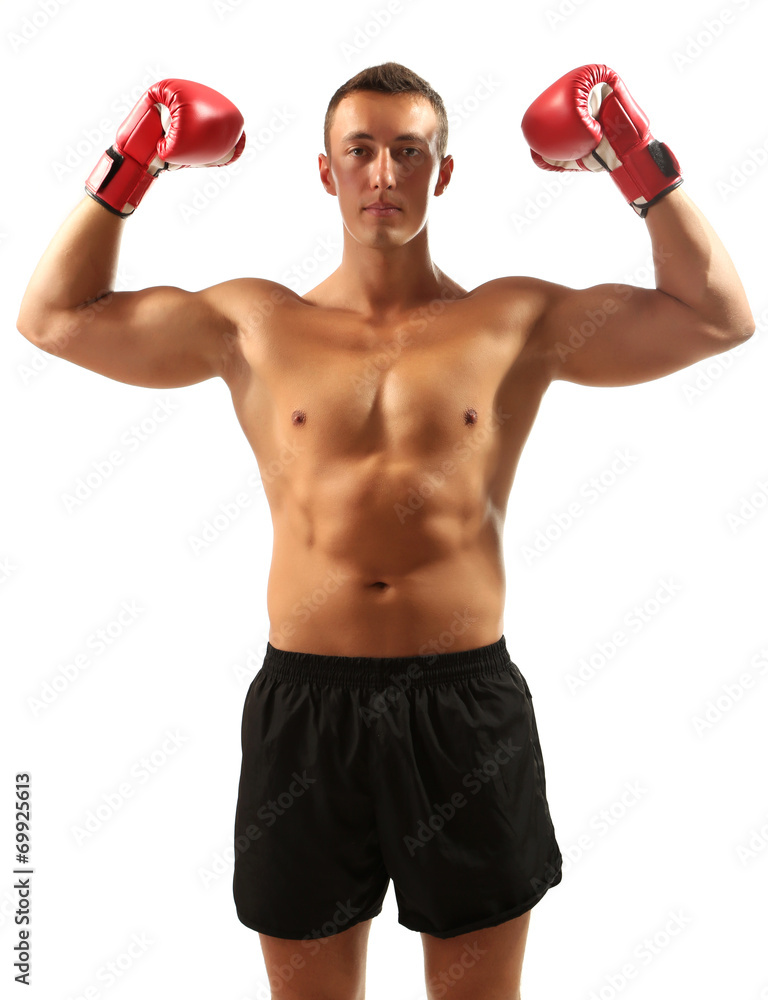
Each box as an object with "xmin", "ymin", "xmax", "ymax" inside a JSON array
[{"xmin": 16, "ymin": 61, "xmax": 753, "ymax": 1000}]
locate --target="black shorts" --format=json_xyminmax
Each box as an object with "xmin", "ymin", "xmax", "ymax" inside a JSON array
[{"xmin": 232, "ymin": 635, "xmax": 562, "ymax": 940}]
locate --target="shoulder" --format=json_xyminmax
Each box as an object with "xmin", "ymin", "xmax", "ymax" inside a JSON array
[
  {"xmin": 199, "ymin": 277, "xmax": 301, "ymax": 314},
  {"xmin": 467, "ymin": 274, "xmax": 567, "ymax": 305},
  {"xmin": 196, "ymin": 277, "xmax": 302, "ymax": 333},
  {"xmin": 464, "ymin": 275, "xmax": 573, "ymax": 338},
  {"xmin": 195, "ymin": 278, "xmax": 303, "ymax": 385}
]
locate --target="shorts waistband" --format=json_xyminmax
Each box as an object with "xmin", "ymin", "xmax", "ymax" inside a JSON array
[{"xmin": 260, "ymin": 635, "xmax": 514, "ymax": 687}]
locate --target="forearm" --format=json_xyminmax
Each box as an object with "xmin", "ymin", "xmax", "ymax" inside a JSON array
[
  {"xmin": 645, "ymin": 186, "xmax": 754, "ymax": 338},
  {"xmin": 17, "ymin": 196, "xmax": 124, "ymax": 341}
]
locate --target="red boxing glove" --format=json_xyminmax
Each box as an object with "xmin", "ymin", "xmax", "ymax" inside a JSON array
[
  {"xmin": 521, "ymin": 64, "xmax": 682, "ymax": 217},
  {"xmin": 85, "ymin": 78, "xmax": 246, "ymax": 218}
]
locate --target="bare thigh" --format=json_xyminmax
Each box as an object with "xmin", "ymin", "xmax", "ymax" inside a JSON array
[
  {"xmin": 421, "ymin": 910, "xmax": 531, "ymax": 1000},
  {"xmin": 258, "ymin": 917, "xmax": 373, "ymax": 1000}
]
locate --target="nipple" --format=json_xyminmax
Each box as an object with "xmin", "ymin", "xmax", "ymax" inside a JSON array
[
  {"xmin": 464, "ymin": 408, "xmax": 477, "ymax": 425},
  {"xmin": 291, "ymin": 409, "xmax": 306, "ymax": 426}
]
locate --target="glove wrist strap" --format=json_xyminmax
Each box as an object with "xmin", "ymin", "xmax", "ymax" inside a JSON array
[
  {"xmin": 603, "ymin": 140, "xmax": 683, "ymax": 217},
  {"xmin": 84, "ymin": 146, "xmax": 159, "ymax": 218}
]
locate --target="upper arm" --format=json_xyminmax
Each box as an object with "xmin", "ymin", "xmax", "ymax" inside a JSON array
[
  {"xmin": 23, "ymin": 279, "xmax": 253, "ymax": 389},
  {"xmin": 524, "ymin": 279, "xmax": 752, "ymax": 388}
]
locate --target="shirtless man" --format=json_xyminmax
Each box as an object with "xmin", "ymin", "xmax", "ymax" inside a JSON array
[{"xmin": 17, "ymin": 62, "xmax": 753, "ymax": 1000}]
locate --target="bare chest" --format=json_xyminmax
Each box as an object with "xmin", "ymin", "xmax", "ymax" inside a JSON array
[{"xmin": 228, "ymin": 300, "xmax": 537, "ymax": 463}]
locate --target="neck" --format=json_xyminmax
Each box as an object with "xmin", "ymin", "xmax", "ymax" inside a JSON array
[{"xmin": 324, "ymin": 224, "xmax": 444, "ymax": 319}]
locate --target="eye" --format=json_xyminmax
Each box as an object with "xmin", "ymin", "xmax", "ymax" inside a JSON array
[{"xmin": 348, "ymin": 146, "xmax": 422, "ymax": 158}]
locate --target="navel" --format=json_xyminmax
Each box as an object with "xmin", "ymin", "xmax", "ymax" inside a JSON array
[
  {"xmin": 291, "ymin": 409, "xmax": 306, "ymax": 426},
  {"xmin": 463, "ymin": 407, "xmax": 478, "ymax": 425}
]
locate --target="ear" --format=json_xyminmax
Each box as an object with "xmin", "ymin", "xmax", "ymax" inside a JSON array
[
  {"xmin": 434, "ymin": 154, "xmax": 454, "ymax": 196},
  {"xmin": 318, "ymin": 153, "xmax": 338, "ymax": 197}
]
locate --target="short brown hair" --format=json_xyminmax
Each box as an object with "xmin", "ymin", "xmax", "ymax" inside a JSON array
[{"xmin": 324, "ymin": 61, "xmax": 448, "ymax": 161}]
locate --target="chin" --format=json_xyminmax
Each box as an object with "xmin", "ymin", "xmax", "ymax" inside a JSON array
[{"xmin": 345, "ymin": 225, "xmax": 400, "ymax": 247}]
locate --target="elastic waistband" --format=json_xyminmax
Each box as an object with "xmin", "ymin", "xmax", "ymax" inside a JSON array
[{"xmin": 260, "ymin": 635, "xmax": 514, "ymax": 687}]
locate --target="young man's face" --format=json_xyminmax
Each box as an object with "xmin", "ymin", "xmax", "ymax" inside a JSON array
[{"xmin": 319, "ymin": 90, "xmax": 453, "ymax": 250}]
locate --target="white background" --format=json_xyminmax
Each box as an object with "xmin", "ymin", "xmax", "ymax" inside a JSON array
[{"xmin": 2, "ymin": 0, "xmax": 767, "ymax": 998}]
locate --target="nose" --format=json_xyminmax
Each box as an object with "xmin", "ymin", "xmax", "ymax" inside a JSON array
[{"xmin": 370, "ymin": 148, "xmax": 395, "ymax": 190}]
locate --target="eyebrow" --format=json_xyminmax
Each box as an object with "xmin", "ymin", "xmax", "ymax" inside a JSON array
[{"xmin": 340, "ymin": 130, "xmax": 430, "ymax": 145}]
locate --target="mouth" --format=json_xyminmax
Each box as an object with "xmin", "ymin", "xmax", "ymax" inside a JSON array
[{"xmin": 364, "ymin": 203, "xmax": 401, "ymax": 217}]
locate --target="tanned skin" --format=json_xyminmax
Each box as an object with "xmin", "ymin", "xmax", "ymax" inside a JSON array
[{"xmin": 16, "ymin": 88, "xmax": 754, "ymax": 999}]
